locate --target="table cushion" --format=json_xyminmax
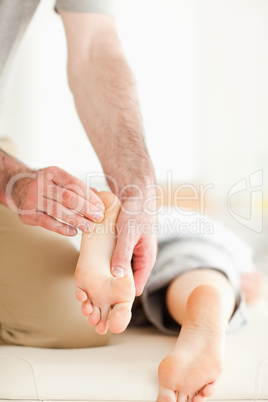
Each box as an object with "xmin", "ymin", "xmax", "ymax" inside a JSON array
[{"xmin": 0, "ymin": 302, "xmax": 267, "ymax": 401}]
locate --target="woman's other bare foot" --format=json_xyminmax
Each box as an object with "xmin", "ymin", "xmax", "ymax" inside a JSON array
[
  {"xmin": 158, "ymin": 285, "xmax": 226, "ymax": 402},
  {"xmin": 74, "ymin": 191, "xmax": 135, "ymax": 335}
]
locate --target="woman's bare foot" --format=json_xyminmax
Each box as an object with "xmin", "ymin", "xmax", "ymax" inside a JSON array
[
  {"xmin": 241, "ymin": 271, "xmax": 265, "ymax": 304},
  {"xmin": 74, "ymin": 191, "xmax": 135, "ymax": 335},
  {"xmin": 158, "ymin": 285, "xmax": 226, "ymax": 402}
]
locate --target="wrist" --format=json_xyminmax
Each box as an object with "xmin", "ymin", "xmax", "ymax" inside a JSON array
[
  {"xmin": 106, "ymin": 167, "xmax": 156, "ymax": 199},
  {"xmin": 0, "ymin": 150, "xmax": 31, "ymax": 206},
  {"xmin": 119, "ymin": 185, "xmax": 158, "ymax": 219},
  {"xmin": 119, "ymin": 181, "xmax": 156, "ymax": 199}
]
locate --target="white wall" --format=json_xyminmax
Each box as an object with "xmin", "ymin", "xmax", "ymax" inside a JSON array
[
  {"xmin": 195, "ymin": 0, "xmax": 268, "ymax": 202},
  {"xmin": 0, "ymin": 0, "xmax": 267, "ymax": 198}
]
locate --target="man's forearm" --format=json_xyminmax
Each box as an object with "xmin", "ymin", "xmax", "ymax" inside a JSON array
[
  {"xmin": 69, "ymin": 30, "xmax": 155, "ymax": 199},
  {"xmin": 0, "ymin": 149, "xmax": 30, "ymax": 206}
]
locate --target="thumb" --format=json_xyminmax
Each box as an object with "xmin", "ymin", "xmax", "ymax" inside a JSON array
[{"xmin": 111, "ymin": 233, "xmax": 134, "ymax": 278}]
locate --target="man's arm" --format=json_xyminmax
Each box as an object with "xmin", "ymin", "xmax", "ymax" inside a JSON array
[
  {"xmin": 0, "ymin": 149, "xmax": 106, "ymax": 235},
  {"xmin": 60, "ymin": 12, "xmax": 158, "ymax": 295}
]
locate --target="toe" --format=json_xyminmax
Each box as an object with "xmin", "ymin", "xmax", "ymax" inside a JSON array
[
  {"xmin": 81, "ymin": 299, "xmax": 93, "ymax": 316},
  {"xmin": 192, "ymin": 381, "xmax": 217, "ymax": 402},
  {"xmin": 178, "ymin": 393, "xmax": 187, "ymax": 402},
  {"xmin": 95, "ymin": 305, "xmax": 110, "ymax": 335},
  {"xmin": 192, "ymin": 394, "xmax": 207, "ymax": 402},
  {"xmin": 192, "ymin": 396, "xmax": 205, "ymax": 402},
  {"xmin": 75, "ymin": 288, "xmax": 88, "ymax": 302},
  {"xmin": 88, "ymin": 305, "xmax": 101, "ymax": 326},
  {"xmin": 95, "ymin": 320, "xmax": 108, "ymax": 335},
  {"xmin": 200, "ymin": 382, "xmax": 217, "ymax": 398},
  {"xmin": 108, "ymin": 301, "xmax": 132, "ymax": 334},
  {"xmin": 157, "ymin": 385, "xmax": 177, "ymax": 402},
  {"xmin": 100, "ymin": 305, "xmax": 110, "ymax": 322}
]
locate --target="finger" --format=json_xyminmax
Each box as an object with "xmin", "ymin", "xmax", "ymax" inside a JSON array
[
  {"xmin": 41, "ymin": 198, "xmax": 95, "ymax": 232},
  {"xmin": 21, "ymin": 211, "xmax": 77, "ymax": 236},
  {"xmin": 110, "ymin": 228, "xmax": 135, "ymax": 278},
  {"xmin": 48, "ymin": 167, "xmax": 105, "ymax": 209},
  {"xmin": 46, "ymin": 186, "xmax": 104, "ymax": 222}
]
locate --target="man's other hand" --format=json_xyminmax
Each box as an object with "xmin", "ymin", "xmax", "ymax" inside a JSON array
[{"xmin": 5, "ymin": 166, "xmax": 105, "ymax": 236}]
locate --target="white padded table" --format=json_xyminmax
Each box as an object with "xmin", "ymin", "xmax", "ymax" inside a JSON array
[{"xmin": 0, "ymin": 302, "xmax": 267, "ymax": 402}]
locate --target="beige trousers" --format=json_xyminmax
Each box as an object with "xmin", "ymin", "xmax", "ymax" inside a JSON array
[{"xmin": 0, "ymin": 204, "xmax": 111, "ymax": 348}]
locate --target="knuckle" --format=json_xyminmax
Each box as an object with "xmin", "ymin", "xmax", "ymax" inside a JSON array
[
  {"xmin": 48, "ymin": 165, "xmax": 59, "ymax": 173},
  {"xmin": 42, "ymin": 166, "xmax": 59, "ymax": 185},
  {"xmin": 44, "ymin": 166, "xmax": 57, "ymax": 177},
  {"xmin": 62, "ymin": 190, "xmax": 76, "ymax": 206},
  {"xmin": 133, "ymin": 247, "xmax": 156, "ymax": 270},
  {"xmin": 146, "ymin": 251, "xmax": 157, "ymax": 267},
  {"xmin": 47, "ymin": 166, "xmax": 70, "ymax": 184},
  {"xmin": 64, "ymin": 180, "xmax": 82, "ymax": 196},
  {"xmin": 113, "ymin": 250, "xmax": 131, "ymax": 265}
]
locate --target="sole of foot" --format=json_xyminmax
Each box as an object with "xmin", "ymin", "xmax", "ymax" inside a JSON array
[
  {"xmin": 75, "ymin": 191, "xmax": 135, "ymax": 335},
  {"xmin": 157, "ymin": 285, "xmax": 225, "ymax": 402}
]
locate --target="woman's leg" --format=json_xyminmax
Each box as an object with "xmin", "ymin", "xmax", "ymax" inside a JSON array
[
  {"xmin": 157, "ymin": 268, "xmax": 236, "ymax": 402},
  {"xmin": 0, "ymin": 204, "xmax": 111, "ymax": 348}
]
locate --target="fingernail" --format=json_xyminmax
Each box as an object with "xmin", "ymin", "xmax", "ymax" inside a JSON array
[
  {"xmin": 112, "ymin": 266, "xmax": 125, "ymax": 278},
  {"xmin": 96, "ymin": 202, "xmax": 105, "ymax": 211},
  {"xmin": 94, "ymin": 213, "xmax": 104, "ymax": 222}
]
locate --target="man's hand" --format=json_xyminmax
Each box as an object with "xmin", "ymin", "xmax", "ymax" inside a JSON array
[
  {"xmin": 111, "ymin": 196, "xmax": 158, "ymax": 296},
  {"xmin": 4, "ymin": 164, "xmax": 105, "ymax": 236},
  {"xmin": 60, "ymin": 12, "xmax": 158, "ymax": 292}
]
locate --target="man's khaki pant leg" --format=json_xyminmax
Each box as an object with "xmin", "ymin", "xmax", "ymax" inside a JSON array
[{"xmin": 0, "ymin": 205, "xmax": 111, "ymax": 348}]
